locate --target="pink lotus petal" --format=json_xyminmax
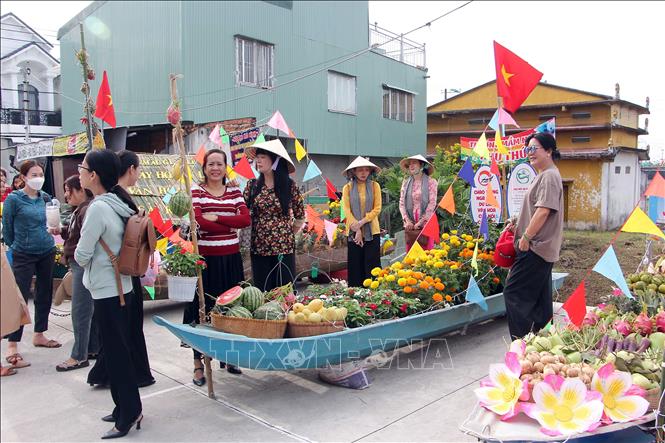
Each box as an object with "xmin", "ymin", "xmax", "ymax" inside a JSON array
[
  {"xmin": 544, "ymin": 374, "xmax": 565, "ymax": 391},
  {"xmin": 479, "ymin": 377, "xmax": 493, "ymax": 388},
  {"xmin": 519, "ymin": 385, "xmax": 530, "ymax": 401},
  {"xmin": 539, "ymin": 427, "xmax": 562, "ymax": 437},
  {"xmin": 505, "ymin": 352, "xmax": 521, "ymax": 376},
  {"xmin": 586, "ymin": 390, "xmax": 602, "ymax": 401},
  {"xmin": 519, "ymin": 401, "xmax": 537, "ymax": 418},
  {"xmin": 509, "ymin": 340, "xmax": 526, "ymax": 357},
  {"xmin": 625, "ymin": 385, "xmax": 647, "ymax": 397},
  {"xmin": 597, "ymin": 362, "xmax": 615, "ymax": 379}
]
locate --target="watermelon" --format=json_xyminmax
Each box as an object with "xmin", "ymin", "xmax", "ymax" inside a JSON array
[
  {"xmin": 168, "ymin": 191, "xmax": 191, "ymax": 217},
  {"xmin": 241, "ymin": 286, "xmax": 264, "ymax": 312},
  {"xmin": 254, "ymin": 301, "xmax": 284, "ymax": 320},
  {"xmin": 216, "ymin": 286, "xmax": 243, "ymax": 306},
  {"xmin": 226, "ymin": 305, "xmax": 252, "ymax": 319}
]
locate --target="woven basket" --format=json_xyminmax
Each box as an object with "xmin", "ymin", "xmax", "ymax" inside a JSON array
[
  {"xmin": 210, "ymin": 312, "xmax": 286, "ymax": 339},
  {"xmin": 286, "ymin": 321, "xmax": 345, "ymax": 338},
  {"xmin": 645, "ymin": 387, "xmax": 662, "ymax": 410}
]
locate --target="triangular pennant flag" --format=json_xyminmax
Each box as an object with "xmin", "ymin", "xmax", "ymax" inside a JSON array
[
  {"xmin": 592, "ymin": 245, "xmax": 633, "ymax": 299},
  {"xmin": 472, "ymin": 133, "xmax": 490, "ymax": 160},
  {"xmin": 562, "ymin": 281, "xmax": 587, "ymax": 327},
  {"xmin": 209, "ymin": 124, "xmax": 222, "ymax": 146},
  {"xmin": 162, "ymin": 186, "xmax": 177, "ymax": 204},
  {"xmin": 405, "ymin": 240, "xmax": 425, "ymax": 261},
  {"xmin": 226, "ymin": 165, "xmax": 237, "ymax": 181},
  {"xmin": 458, "ymin": 158, "xmax": 475, "ymax": 187},
  {"xmin": 325, "ymin": 177, "xmax": 339, "ymax": 200},
  {"xmin": 195, "ymin": 144, "xmax": 206, "ymax": 165},
  {"xmin": 145, "ymin": 286, "xmax": 155, "ymax": 300},
  {"xmin": 254, "ymin": 132, "xmax": 266, "ymax": 144},
  {"xmin": 645, "ymin": 172, "xmax": 665, "ymax": 198},
  {"xmin": 494, "ymin": 130, "xmax": 508, "ymax": 155},
  {"xmin": 485, "ymin": 182, "xmax": 500, "ymax": 209},
  {"xmin": 339, "ymin": 196, "xmax": 346, "ymax": 221},
  {"xmin": 250, "ymin": 163, "xmax": 260, "ymax": 179},
  {"xmin": 498, "ymin": 107, "xmax": 520, "ymax": 127},
  {"xmin": 219, "ymin": 124, "xmax": 228, "ymax": 138},
  {"xmin": 490, "ymin": 157, "xmax": 500, "ymax": 176},
  {"xmin": 421, "ymin": 213, "xmax": 440, "ymax": 241},
  {"xmin": 488, "ymin": 109, "xmax": 500, "ymax": 131},
  {"xmin": 479, "ymin": 210, "xmax": 489, "ymax": 241},
  {"xmin": 295, "ymin": 138, "xmax": 307, "ymax": 162},
  {"xmin": 233, "ymin": 155, "xmax": 255, "ymax": 180},
  {"xmin": 535, "ymin": 117, "xmax": 556, "ymax": 138},
  {"xmin": 149, "ymin": 207, "xmax": 164, "ymax": 231},
  {"xmin": 156, "ymin": 238, "xmax": 168, "ymax": 255},
  {"xmin": 438, "ymin": 184, "xmax": 456, "ymax": 215},
  {"xmin": 471, "ymin": 243, "xmax": 479, "ymax": 276},
  {"xmin": 267, "ymin": 110, "xmax": 290, "ymax": 134},
  {"xmin": 324, "ymin": 220, "xmax": 338, "ymax": 244},
  {"xmin": 305, "ymin": 204, "xmax": 321, "ymax": 224},
  {"xmin": 303, "ymin": 159, "xmax": 322, "ymax": 182},
  {"xmin": 621, "ymin": 207, "xmax": 665, "ymax": 240},
  {"xmin": 465, "ymin": 275, "xmax": 488, "ymax": 311}
]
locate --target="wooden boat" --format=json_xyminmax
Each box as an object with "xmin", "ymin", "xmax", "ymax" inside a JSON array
[{"xmin": 154, "ymin": 273, "xmax": 568, "ymax": 371}]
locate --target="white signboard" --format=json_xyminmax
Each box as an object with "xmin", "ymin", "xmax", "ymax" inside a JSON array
[
  {"xmin": 471, "ymin": 166, "xmax": 502, "ymax": 223},
  {"xmin": 15, "ymin": 139, "xmax": 54, "ymax": 163},
  {"xmin": 507, "ymin": 163, "xmax": 537, "ymax": 218}
]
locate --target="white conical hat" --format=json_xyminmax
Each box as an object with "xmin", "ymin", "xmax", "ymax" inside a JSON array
[
  {"xmin": 245, "ymin": 139, "xmax": 296, "ymax": 173},
  {"xmin": 399, "ymin": 154, "xmax": 435, "ymax": 174},
  {"xmin": 342, "ymin": 156, "xmax": 381, "ymax": 177}
]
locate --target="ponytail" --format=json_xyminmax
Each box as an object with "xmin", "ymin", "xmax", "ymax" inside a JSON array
[
  {"xmin": 111, "ymin": 184, "xmax": 139, "ymax": 213},
  {"xmin": 85, "ymin": 150, "xmax": 139, "ymax": 213}
]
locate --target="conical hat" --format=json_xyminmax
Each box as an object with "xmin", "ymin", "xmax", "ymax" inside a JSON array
[
  {"xmin": 399, "ymin": 154, "xmax": 435, "ymax": 174},
  {"xmin": 343, "ymin": 156, "xmax": 381, "ymax": 177},
  {"xmin": 245, "ymin": 139, "xmax": 296, "ymax": 173}
]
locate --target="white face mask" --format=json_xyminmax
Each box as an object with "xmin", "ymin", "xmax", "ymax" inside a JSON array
[{"xmin": 26, "ymin": 177, "xmax": 45, "ymax": 191}]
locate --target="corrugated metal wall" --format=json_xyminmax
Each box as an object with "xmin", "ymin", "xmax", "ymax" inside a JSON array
[{"xmin": 59, "ymin": 1, "xmax": 426, "ymax": 158}]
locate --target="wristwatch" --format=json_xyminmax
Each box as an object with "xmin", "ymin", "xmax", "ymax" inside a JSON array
[{"xmin": 522, "ymin": 232, "xmax": 531, "ymax": 242}]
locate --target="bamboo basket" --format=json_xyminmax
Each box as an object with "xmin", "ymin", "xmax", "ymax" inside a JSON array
[
  {"xmin": 645, "ymin": 387, "xmax": 662, "ymax": 410},
  {"xmin": 286, "ymin": 321, "xmax": 346, "ymax": 338},
  {"xmin": 210, "ymin": 312, "xmax": 286, "ymax": 339}
]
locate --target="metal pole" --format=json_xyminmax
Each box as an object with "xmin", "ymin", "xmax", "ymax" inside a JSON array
[
  {"xmin": 21, "ymin": 65, "xmax": 31, "ymax": 143},
  {"xmin": 399, "ymin": 33, "xmax": 404, "ymax": 63},
  {"xmin": 79, "ymin": 23, "xmax": 94, "ymax": 151},
  {"xmin": 497, "ymin": 97, "xmax": 509, "ymax": 222}
]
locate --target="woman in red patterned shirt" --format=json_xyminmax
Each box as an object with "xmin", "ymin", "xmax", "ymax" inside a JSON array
[{"xmin": 184, "ymin": 148, "xmax": 250, "ymax": 385}]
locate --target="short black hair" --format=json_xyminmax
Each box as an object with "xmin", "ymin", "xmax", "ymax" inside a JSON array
[{"xmin": 526, "ymin": 132, "xmax": 560, "ymax": 160}]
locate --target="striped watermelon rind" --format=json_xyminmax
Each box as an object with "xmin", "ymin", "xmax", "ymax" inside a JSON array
[
  {"xmin": 226, "ymin": 305, "xmax": 253, "ymax": 319},
  {"xmin": 168, "ymin": 191, "xmax": 192, "ymax": 217},
  {"xmin": 253, "ymin": 301, "xmax": 285, "ymax": 320},
  {"xmin": 241, "ymin": 286, "xmax": 264, "ymax": 312}
]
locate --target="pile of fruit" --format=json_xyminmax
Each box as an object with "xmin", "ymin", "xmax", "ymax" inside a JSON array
[
  {"xmin": 213, "ymin": 284, "xmax": 285, "ymax": 321},
  {"xmin": 626, "ymin": 271, "xmax": 665, "ymax": 298},
  {"xmin": 287, "ymin": 298, "xmax": 348, "ymax": 324}
]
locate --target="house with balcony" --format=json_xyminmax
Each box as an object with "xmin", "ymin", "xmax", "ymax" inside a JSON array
[{"xmin": 57, "ymin": 1, "xmax": 427, "ymax": 189}]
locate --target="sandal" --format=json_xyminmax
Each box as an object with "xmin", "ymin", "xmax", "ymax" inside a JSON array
[
  {"xmin": 56, "ymin": 360, "xmax": 90, "ymax": 372},
  {"xmin": 5, "ymin": 353, "xmax": 31, "ymax": 369},
  {"xmin": 1, "ymin": 367, "xmax": 17, "ymax": 377},
  {"xmin": 33, "ymin": 339, "xmax": 62, "ymax": 348},
  {"xmin": 192, "ymin": 367, "xmax": 206, "ymax": 387}
]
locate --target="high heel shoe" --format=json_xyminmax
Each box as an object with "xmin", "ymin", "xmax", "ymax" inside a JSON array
[
  {"xmin": 101, "ymin": 414, "xmax": 142, "ymax": 439},
  {"xmin": 101, "ymin": 414, "xmax": 115, "ymax": 423}
]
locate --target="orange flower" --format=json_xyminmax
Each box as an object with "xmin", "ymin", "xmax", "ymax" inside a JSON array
[
  {"xmin": 419, "ymin": 281, "xmax": 430, "ymax": 290},
  {"xmin": 407, "ymin": 277, "xmax": 418, "ymax": 286},
  {"xmin": 432, "ymin": 293, "xmax": 443, "ymax": 302},
  {"xmin": 435, "ymin": 282, "xmax": 445, "ymax": 291},
  {"xmin": 492, "ymin": 277, "xmax": 500, "ymax": 284},
  {"xmin": 445, "ymin": 295, "xmax": 453, "ymax": 302},
  {"xmin": 425, "ymin": 276, "xmax": 434, "ymax": 284},
  {"xmin": 413, "ymin": 272, "xmax": 424, "ymax": 280},
  {"xmin": 404, "ymin": 286, "xmax": 413, "ymax": 294}
]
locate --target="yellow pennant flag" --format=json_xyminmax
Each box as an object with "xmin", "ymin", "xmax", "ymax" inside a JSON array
[
  {"xmin": 156, "ymin": 238, "xmax": 168, "ymax": 255},
  {"xmin": 485, "ymin": 181, "xmax": 500, "ymax": 209},
  {"xmin": 405, "ymin": 240, "xmax": 426, "ymax": 262},
  {"xmin": 226, "ymin": 165, "xmax": 237, "ymax": 181},
  {"xmin": 473, "ymin": 133, "xmax": 490, "ymax": 159},
  {"xmin": 621, "ymin": 207, "xmax": 665, "ymax": 240},
  {"xmin": 495, "ymin": 129, "xmax": 508, "ymax": 155},
  {"xmin": 295, "ymin": 138, "xmax": 307, "ymax": 162},
  {"xmin": 471, "ymin": 243, "xmax": 479, "ymax": 276}
]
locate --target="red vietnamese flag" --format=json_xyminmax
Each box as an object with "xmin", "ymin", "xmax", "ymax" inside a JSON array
[
  {"xmin": 94, "ymin": 71, "xmax": 116, "ymax": 127},
  {"xmin": 494, "ymin": 41, "xmax": 543, "ymax": 114},
  {"xmin": 562, "ymin": 281, "xmax": 587, "ymax": 327},
  {"xmin": 421, "ymin": 213, "xmax": 440, "ymax": 241},
  {"xmin": 325, "ymin": 177, "xmax": 339, "ymax": 201}
]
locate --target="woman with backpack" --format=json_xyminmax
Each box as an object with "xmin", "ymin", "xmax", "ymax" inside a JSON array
[
  {"xmin": 86, "ymin": 150, "xmax": 155, "ymax": 388},
  {"xmin": 75, "ymin": 150, "xmax": 142, "ymax": 439},
  {"xmin": 2, "ymin": 160, "xmax": 61, "ymax": 370}
]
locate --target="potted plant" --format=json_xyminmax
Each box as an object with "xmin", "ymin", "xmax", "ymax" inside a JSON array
[{"xmin": 162, "ymin": 246, "xmax": 206, "ymax": 302}]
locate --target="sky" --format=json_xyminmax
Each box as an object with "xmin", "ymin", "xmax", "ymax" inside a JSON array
[{"xmin": 2, "ymin": 0, "xmax": 664, "ymax": 161}]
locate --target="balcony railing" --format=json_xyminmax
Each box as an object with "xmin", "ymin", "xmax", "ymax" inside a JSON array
[
  {"xmin": 0, "ymin": 108, "xmax": 61, "ymax": 127},
  {"xmin": 369, "ymin": 23, "xmax": 426, "ymax": 69}
]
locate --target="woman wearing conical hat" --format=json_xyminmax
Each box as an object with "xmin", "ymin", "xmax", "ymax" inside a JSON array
[
  {"xmin": 244, "ymin": 140, "xmax": 304, "ymax": 292},
  {"xmin": 341, "ymin": 156, "xmax": 382, "ymax": 287},
  {"xmin": 399, "ymin": 154, "xmax": 438, "ymax": 251}
]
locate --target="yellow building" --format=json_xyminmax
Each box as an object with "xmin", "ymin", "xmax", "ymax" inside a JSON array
[{"xmin": 427, "ymin": 81, "xmax": 650, "ymax": 230}]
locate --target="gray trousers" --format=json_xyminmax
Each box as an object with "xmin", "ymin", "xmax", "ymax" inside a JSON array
[{"xmin": 69, "ymin": 261, "xmax": 99, "ymax": 361}]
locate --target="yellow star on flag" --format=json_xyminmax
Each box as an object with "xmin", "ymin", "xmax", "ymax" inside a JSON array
[
  {"xmin": 107, "ymin": 94, "xmax": 113, "ymax": 106},
  {"xmin": 501, "ymin": 64, "xmax": 514, "ymax": 86}
]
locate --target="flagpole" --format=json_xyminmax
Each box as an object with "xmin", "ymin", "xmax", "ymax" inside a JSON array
[
  {"xmin": 497, "ymin": 97, "xmax": 509, "ymax": 222},
  {"xmin": 78, "ymin": 23, "xmax": 95, "ymax": 152}
]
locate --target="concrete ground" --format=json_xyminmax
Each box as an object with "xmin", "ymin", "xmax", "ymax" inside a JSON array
[{"xmin": 1, "ymin": 299, "xmax": 511, "ymax": 442}]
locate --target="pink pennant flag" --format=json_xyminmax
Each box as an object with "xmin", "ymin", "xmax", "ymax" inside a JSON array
[
  {"xmin": 498, "ymin": 108, "xmax": 520, "ymax": 128},
  {"xmin": 267, "ymin": 110, "xmax": 290, "ymax": 134},
  {"xmin": 324, "ymin": 220, "xmax": 338, "ymax": 244},
  {"xmin": 209, "ymin": 124, "xmax": 223, "ymax": 146}
]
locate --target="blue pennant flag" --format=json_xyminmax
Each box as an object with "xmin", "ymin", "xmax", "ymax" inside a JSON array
[
  {"xmin": 488, "ymin": 109, "xmax": 500, "ymax": 131},
  {"xmin": 479, "ymin": 210, "xmax": 489, "ymax": 241},
  {"xmin": 592, "ymin": 245, "xmax": 633, "ymax": 299},
  {"xmin": 458, "ymin": 158, "xmax": 475, "ymax": 187},
  {"xmin": 535, "ymin": 117, "xmax": 556, "ymax": 138},
  {"xmin": 162, "ymin": 186, "xmax": 177, "ymax": 204},
  {"xmin": 303, "ymin": 159, "xmax": 322, "ymax": 182},
  {"xmin": 466, "ymin": 275, "xmax": 488, "ymax": 311},
  {"xmin": 250, "ymin": 163, "xmax": 260, "ymax": 179}
]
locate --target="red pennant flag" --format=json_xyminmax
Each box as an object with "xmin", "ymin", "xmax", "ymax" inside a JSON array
[
  {"xmin": 562, "ymin": 281, "xmax": 587, "ymax": 327},
  {"xmin": 494, "ymin": 41, "xmax": 543, "ymax": 113},
  {"xmin": 149, "ymin": 207, "xmax": 164, "ymax": 231},
  {"xmin": 160, "ymin": 219, "xmax": 175, "ymax": 238},
  {"xmin": 421, "ymin": 214, "xmax": 440, "ymax": 241},
  {"xmin": 325, "ymin": 177, "xmax": 339, "ymax": 201},
  {"xmin": 645, "ymin": 171, "xmax": 665, "ymax": 199},
  {"xmin": 94, "ymin": 70, "xmax": 116, "ymax": 127},
  {"xmin": 490, "ymin": 157, "xmax": 500, "ymax": 176},
  {"xmin": 194, "ymin": 144, "xmax": 206, "ymax": 166},
  {"xmin": 233, "ymin": 155, "xmax": 255, "ymax": 180}
]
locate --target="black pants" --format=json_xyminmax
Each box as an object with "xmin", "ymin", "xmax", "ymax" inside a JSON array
[
  {"xmin": 250, "ymin": 253, "xmax": 296, "ymax": 293},
  {"xmin": 347, "ymin": 235, "xmax": 381, "ymax": 288},
  {"xmin": 503, "ymin": 250, "xmax": 554, "ymax": 339},
  {"xmin": 88, "ymin": 281, "xmax": 154, "ymax": 386},
  {"xmin": 95, "ymin": 295, "xmax": 142, "ymax": 432},
  {"xmin": 7, "ymin": 248, "xmax": 55, "ymax": 342}
]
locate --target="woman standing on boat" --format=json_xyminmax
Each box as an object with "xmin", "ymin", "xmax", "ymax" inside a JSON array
[
  {"xmin": 502, "ymin": 132, "xmax": 563, "ymax": 339},
  {"xmin": 186, "ymin": 148, "xmax": 250, "ymax": 385},
  {"xmin": 342, "ymin": 156, "xmax": 383, "ymax": 288},
  {"xmin": 244, "ymin": 140, "xmax": 304, "ymax": 292},
  {"xmin": 398, "ymin": 154, "xmax": 438, "ymax": 251}
]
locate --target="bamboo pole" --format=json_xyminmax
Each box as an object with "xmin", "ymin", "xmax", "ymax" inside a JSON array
[
  {"xmin": 169, "ymin": 74, "xmax": 215, "ymax": 399},
  {"xmin": 78, "ymin": 23, "xmax": 95, "ymax": 152},
  {"xmin": 496, "ymin": 97, "xmax": 509, "ymax": 222}
]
